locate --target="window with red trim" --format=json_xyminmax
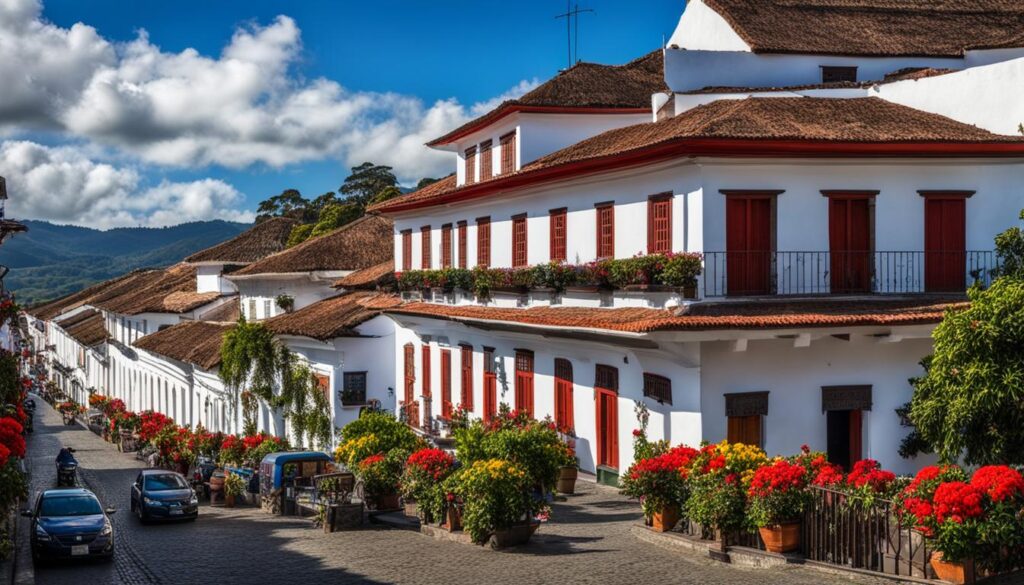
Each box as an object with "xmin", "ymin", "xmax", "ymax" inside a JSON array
[
  {"xmin": 420, "ymin": 226, "xmax": 431, "ymax": 269},
  {"xmin": 596, "ymin": 203, "xmax": 615, "ymax": 259},
  {"xmin": 440, "ymin": 349, "xmax": 452, "ymax": 419},
  {"xmin": 441, "ymin": 224, "xmax": 452, "ymax": 268},
  {"xmin": 554, "ymin": 358, "xmax": 574, "ymax": 432},
  {"xmin": 460, "ymin": 345, "xmax": 473, "ymax": 411},
  {"xmin": 643, "ymin": 373, "xmax": 672, "ymax": 404},
  {"xmin": 647, "ymin": 195, "xmax": 672, "ymax": 254},
  {"xmin": 483, "ymin": 347, "xmax": 497, "ymax": 422},
  {"xmin": 457, "ymin": 221, "xmax": 467, "ymax": 268},
  {"xmin": 421, "ymin": 345, "xmax": 432, "ymax": 398},
  {"xmin": 512, "ymin": 214, "xmax": 528, "ymax": 268},
  {"xmin": 401, "ymin": 230, "xmax": 412, "ymax": 271},
  {"xmin": 464, "ymin": 146, "xmax": 477, "ymax": 185},
  {"xmin": 480, "ymin": 140, "xmax": 493, "ymax": 181},
  {"xmin": 514, "ymin": 350, "xmax": 534, "ymax": 418},
  {"xmin": 476, "ymin": 217, "xmax": 491, "ymax": 268},
  {"xmin": 549, "ymin": 208, "xmax": 567, "ymax": 262},
  {"xmin": 500, "ymin": 132, "xmax": 516, "ymax": 175}
]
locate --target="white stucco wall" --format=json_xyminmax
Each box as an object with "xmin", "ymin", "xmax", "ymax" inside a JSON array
[
  {"xmin": 234, "ymin": 277, "xmax": 337, "ymax": 320},
  {"xmin": 196, "ymin": 264, "xmax": 238, "ymax": 295},
  {"xmin": 667, "ymin": 0, "xmax": 750, "ymax": 52}
]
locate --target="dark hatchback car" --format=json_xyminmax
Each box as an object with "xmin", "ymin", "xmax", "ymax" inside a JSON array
[
  {"xmin": 24, "ymin": 488, "xmax": 115, "ymax": 562},
  {"xmin": 130, "ymin": 469, "xmax": 198, "ymax": 522}
]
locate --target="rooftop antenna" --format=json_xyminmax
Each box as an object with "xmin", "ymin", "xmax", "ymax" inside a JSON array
[{"xmin": 556, "ymin": 1, "xmax": 594, "ymax": 68}]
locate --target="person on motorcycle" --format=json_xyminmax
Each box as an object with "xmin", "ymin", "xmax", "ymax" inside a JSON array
[{"xmin": 56, "ymin": 447, "xmax": 77, "ymax": 468}]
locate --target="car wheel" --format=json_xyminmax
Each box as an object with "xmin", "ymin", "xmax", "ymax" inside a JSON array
[{"xmin": 136, "ymin": 503, "xmax": 146, "ymax": 523}]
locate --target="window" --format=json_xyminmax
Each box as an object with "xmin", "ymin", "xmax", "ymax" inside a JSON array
[
  {"xmin": 549, "ymin": 208, "xmax": 567, "ymax": 262},
  {"xmin": 480, "ymin": 140, "xmax": 493, "ymax": 181},
  {"xmin": 460, "ymin": 345, "xmax": 473, "ymax": 411},
  {"xmin": 263, "ymin": 300, "xmax": 272, "ymax": 319},
  {"xmin": 440, "ymin": 349, "xmax": 452, "ymax": 419},
  {"xmin": 401, "ymin": 230, "xmax": 413, "ymax": 271},
  {"xmin": 342, "ymin": 372, "xmax": 366, "ymax": 405},
  {"xmin": 464, "ymin": 146, "xmax": 477, "ymax": 185},
  {"xmin": 313, "ymin": 373, "xmax": 330, "ymax": 401},
  {"xmin": 512, "ymin": 214, "xmax": 528, "ymax": 267},
  {"xmin": 728, "ymin": 416, "xmax": 763, "ymax": 448},
  {"xmin": 647, "ymin": 194, "xmax": 673, "ymax": 254},
  {"xmin": 483, "ymin": 347, "xmax": 497, "ymax": 422},
  {"xmin": 248, "ymin": 299, "xmax": 257, "ymax": 321},
  {"xmin": 420, "ymin": 226, "xmax": 432, "ymax": 269},
  {"xmin": 725, "ymin": 392, "xmax": 768, "ymax": 449},
  {"xmin": 403, "ymin": 344, "xmax": 417, "ymax": 427},
  {"xmin": 441, "ymin": 224, "xmax": 453, "ymax": 268},
  {"xmin": 421, "ymin": 345, "xmax": 432, "ymax": 398},
  {"xmin": 821, "ymin": 66, "xmax": 857, "ymax": 83},
  {"xmin": 642, "ymin": 373, "xmax": 672, "ymax": 404},
  {"xmin": 554, "ymin": 358, "xmax": 573, "ymax": 432},
  {"xmin": 500, "ymin": 131, "xmax": 516, "ymax": 175},
  {"xmin": 476, "ymin": 217, "xmax": 491, "ymax": 268},
  {"xmin": 514, "ymin": 350, "xmax": 534, "ymax": 418},
  {"xmin": 457, "ymin": 221, "xmax": 468, "ymax": 268},
  {"xmin": 596, "ymin": 203, "xmax": 615, "ymax": 259}
]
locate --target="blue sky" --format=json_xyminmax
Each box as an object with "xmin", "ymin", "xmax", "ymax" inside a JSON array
[{"xmin": 0, "ymin": 0, "xmax": 682, "ymax": 227}]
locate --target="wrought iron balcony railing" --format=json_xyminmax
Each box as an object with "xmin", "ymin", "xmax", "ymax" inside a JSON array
[{"xmin": 701, "ymin": 250, "xmax": 1000, "ymax": 298}]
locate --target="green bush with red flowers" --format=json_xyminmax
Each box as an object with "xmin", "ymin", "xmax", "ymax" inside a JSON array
[
  {"xmin": 620, "ymin": 445, "xmax": 698, "ymax": 518},
  {"xmin": 746, "ymin": 459, "xmax": 812, "ymax": 528},
  {"xmin": 400, "ymin": 448, "xmax": 456, "ymax": 521}
]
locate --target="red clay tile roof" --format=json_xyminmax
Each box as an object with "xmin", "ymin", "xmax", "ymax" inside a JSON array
[
  {"xmin": 186, "ymin": 217, "xmax": 297, "ymax": 264},
  {"xmin": 91, "ymin": 264, "xmax": 219, "ymax": 316},
  {"xmin": 386, "ymin": 297, "xmax": 966, "ymax": 333},
  {"xmin": 264, "ymin": 292, "xmax": 402, "ymax": 341},
  {"xmin": 332, "ymin": 260, "xmax": 396, "ymax": 290},
  {"xmin": 134, "ymin": 321, "xmax": 233, "ymax": 371},
  {"xmin": 370, "ymin": 97, "xmax": 1024, "ymax": 213},
  {"xmin": 199, "ymin": 298, "xmax": 240, "ymax": 322},
  {"xmin": 233, "ymin": 215, "xmax": 393, "ymax": 276},
  {"xmin": 55, "ymin": 309, "xmax": 108, "ymax": 348},
  {"xmin": 26, "ymin": 272, "xmax": 145, "ymax": 321},
  {"xmin": 428, "ymin": 50, "xmax": 665, "ymax": 146},
  {"xmin": 701, "ymin": 0, "xmax": 1024, "ymax": 58}
]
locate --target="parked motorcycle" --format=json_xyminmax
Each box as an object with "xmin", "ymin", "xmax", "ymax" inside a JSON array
[{"xmin": 56, "ymin": 447, "xmax": 78, "ymax": 487}]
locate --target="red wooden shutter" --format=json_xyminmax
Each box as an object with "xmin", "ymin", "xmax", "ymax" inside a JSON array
[
  {"xmin": 595, "ymin": 364, "xmax": 619, "ymax": 469},
  {"xmin": 923, "ymin": 193, "xmax": 968, "ymax": 292},
  {"xmin": 549, "ymin": 208, "xmax": 567, "ymax": 262},
  {"xmin": 500, "ymin": 132, "xmax": 516, "ymax": 175},
  {"xmin": 480, "ymin": 140, "xmax": 493, "ymax": 181},
  {"xmin": 512, "ymin": 214, "xmax": 528, "ymax": 268},
  {"xmin": 554, "ymin": 358, "xmax": 574, "ymax": 432},
  {"xmin": 514, "ymin": 350, "xmax": 534, "ymax": 418},
  {"xmin": 596, "ymin": 203, "xmax": 615, "ymax": 259},
  {"xmin": 403, "ymin": 344, "xmax": 417, "ymax": 428},
  {"xmin": 457, "ymin": 221, "xmax": 468, "ymax": 269},
  {"xmin": 440, "ymin": 349, "xmax": 452, "ymax": 419},
  {"xmin": 849, "ymin": 409, "xmax": 863, "ymax": 466},
  {"xmin": 441, "ymin": 224, "xmax": 453, "ymax": 268},
  {"xmin": 826, "ymin": 193, "xmax": 873, "ymax": 293},
  {"xmin": 725, "ymin": 194, "xmax": 773, "ymax": 295},
  {"xmin": 647, "ymin": 195, "xmax": 672, "ymax": 254},
  {"xmin": 420, "ymin": 226, "xmax": 432, "ymax": 269},
  {"xmin": 464, "ymin": 146, "xmax": 477, "ymax": 185},
  {"xmin": 401, "ymin": 230, "xmax": 412, "ymax": 271},
  {"xmin": 476, "ymin": 217, "xmax": 491, "ymax": 268},
  {"xmin": 483, "ymin": 347, "xmax": 497, "ymax": 422},
  {"xmin": 421, "ymin": 345, "xmax": 431, "ymax": 398},
  {"xmin": 460, "ymin": 345, "xmax": 473, "ymax": 411}
]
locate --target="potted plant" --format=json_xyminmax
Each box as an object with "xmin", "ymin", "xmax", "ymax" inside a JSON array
[
  {"xmin": 445, "ymin": 459, "xmax": 535, "ymax": 546},
  {"xmin": 620, "ymin": 445, "xmax": 698, "ymax": 532},
  {"xmin": 275, "ymin": 294, "xmax": 295, "ymax": 313},
  {"xmin": 685, "ymin": 441, "xmax": 768, "ymax": 544},
  {"xmin": 746, "ymin": 459, "xmax": 811, "ymax": 553},
  {"xmin": 399, "ymin": 448, "xmax": 455, "ymax": 522},
  {"xmin": 224, "ymin": 472, "xmax": 246, "ymax": 508},
  {"xmin": 896, "ymin": 465, "xmax": 973, "ymax": 583},
  {"xmin": 356, "ymin": 451, "xmax": 404, "ymax": 510}
]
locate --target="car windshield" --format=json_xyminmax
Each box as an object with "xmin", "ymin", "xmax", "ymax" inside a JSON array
[
  {"xmin": 40, "ymin": 495, "xmax": 103, "ymax": 517},
  {"xmin": 144, "ymin": 474, "xmax": 188, "ymax": 491}
]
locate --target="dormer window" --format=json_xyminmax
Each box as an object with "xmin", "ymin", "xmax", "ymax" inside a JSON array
[
  {"xmin": 480, "ymin": 140, "xmax": 493, "ymax": 181},
  {"xmin": 464, "ymin": 146, "xmax": 478, "ymax": 185},
  {"xmin": 821, "ymin": 66, "xmax": 857, "ymax": 83},
  {"xmin": 500, "ymin": 131, "xmax": 516, "ymax": 175}
]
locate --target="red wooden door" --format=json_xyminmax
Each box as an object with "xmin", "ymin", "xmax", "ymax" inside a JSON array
[
  {"xmin": 403, "ymin": 344, "xmax": 417, "ymax": 428},
  {"xmin": 726, "ymin": 196, "xmax": 772, "ymax": 295},
  {"xmin": 483, "ymin": 348, "xmax": 497, "ymax": 422},
  {"xmin": 829, "ymin": 196, "xmax": 872, "ymax": 293},
  {"xmin": 460, "ymin": 345, "xmax": 473, "ymax": 411},
  {"xmin": 595, "ymin": 365, "xmax": 619, "ymax": 469},
  {"xmin": 514, "ymin": 351, "xmax": 534, "ymax": 418},
  {"xmin": 925, "ymin": 198, "xmax": 966, "ymax": 292},
  {"xmin": 554, "ymin": 358, "xmax": 574, "ymax": 433},
  {"xmin": 440, "ymin": 349, "xmax": 452, "ymax": 419}
]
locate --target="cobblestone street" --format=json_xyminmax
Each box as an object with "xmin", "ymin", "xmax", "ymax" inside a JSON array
[{"xmin": 21, "ymin": 398, "xmax": 887, "ymax": 585}]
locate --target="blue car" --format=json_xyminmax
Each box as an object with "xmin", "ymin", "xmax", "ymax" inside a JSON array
[
  {"xmin": 24, "ymin": 488, "xmax": 115, "ymax": 562},
  {"xmin": 130, "ymin": 469, "xmax": 198, "ymax": 522}
]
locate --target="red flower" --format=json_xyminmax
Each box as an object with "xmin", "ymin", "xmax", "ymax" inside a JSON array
[
  {"xmin": 970, "ymin": 465, "xmax": 1024, "ymax": 503},
  {"xmin": 632, "ymin": 429, "xmax": 642, "ymax": 437},
  {"xmin": 846, "ymin": 459, "xmax": 895, "ymax": 494},
  {"xmin": 749, "ymin": 460, "xmax": 807, "ymax": 498},
  {"xmin": 0, "ymin": 417, "xmax": 25, "ymax": 458},
  {"xmin": 932, "ymin": 481, "xmax": 984, "ymax": 524},
  {"xmin": 811, "ymin": 463, "xmax": 845, "ymax": 488}
]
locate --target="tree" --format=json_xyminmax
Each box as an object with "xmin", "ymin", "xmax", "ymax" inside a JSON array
[
  {"xmin": 286, "ymin": 224, "xmax": 314, "ymax": 248},
  {"xmin": 339, "ymin": 163, "xmax": 398, "ymax": 208},
  {"xmin": 310, "ymin": 192, "xmax": 339, "ymax": 214},
  {"xmin": 256, "ymin": 189, "xmax": 310, "ymax": 222},
  {"xmin": 908, "ymin": 211, "xmax": 1024, "ymax": 465},
  {"xmin": 369, "ymin": 186, "xmax": 403, "ymax": 206},
  {"xmin": 417, "ymin": 177, "xmax": 439, "ymax": 189},
  {"xmin": 309, "ymin": 203, "xmax": 362, "ymax": 239}
]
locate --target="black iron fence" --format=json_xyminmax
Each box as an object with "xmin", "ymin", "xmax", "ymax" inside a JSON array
[{"xmin": 701, "ymin": 251, "xmax": 1000, "ymax": 298}]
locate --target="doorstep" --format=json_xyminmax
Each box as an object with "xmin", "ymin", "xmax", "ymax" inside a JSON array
[
  {"xmin": 629, "ymin": 525, "xmax": 802, "ymax": 568},
  {"xmin": 369, "ymin": 511, "xmax": 420, "ymax": 531}
]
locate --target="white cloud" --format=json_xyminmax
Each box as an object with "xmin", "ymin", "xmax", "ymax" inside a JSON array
[
  {"xmin": 0, "ymin": 140, "xmax": 254, "ymax": 228},
  {"xmin": 0, "ymin": 0, "xmax": 540, "ymax": 186}
]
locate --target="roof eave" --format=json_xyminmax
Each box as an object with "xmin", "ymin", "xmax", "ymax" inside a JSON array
[{"xmin": 426, "ymin": 105, "xmax": 653, "ymax": 147}]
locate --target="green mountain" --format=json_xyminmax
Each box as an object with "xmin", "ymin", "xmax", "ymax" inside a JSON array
[{"xmin": 0, "ymin": 220, "xmax": 251, "ymax": 305}]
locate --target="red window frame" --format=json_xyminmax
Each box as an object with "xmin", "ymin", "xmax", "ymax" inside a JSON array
[
  {"xmin": 554, "ymin": 358, "xmax": 574, "ymax": 433},
  {"xmin": 403, "ymin": 344, "xmax": 417, "ymax": 428},
  {"xmin": 464, "ymin": 146, "xmax": 477, "ymax": 185},
  {"xmin": 420, "ymin": 226, "xmax": 431, "ymax": 269},
  {"xmin": 514, "ymin": 350, "xmax": 534, "ymax": 419},
  {"xmin": 512, "ymin": 214, "xmax": 528, "ymax": 268},
  {"xmin": 479, "ymin": 140, "xmax": 493, "ymax": 181},
  {"xmin": 596, "ymin": 202, "xmax": 615, "ymax": 259},
  {"xmin": 401, "ymin": 230, "xmax": 412, "ymax": 272},
  {"xmin": 476, "ymin": 217, "xmax": 491, "ymax": 268},
  {"xmin": 440, "ymin": 349, "xmax": 452, "ymax": 419},
  {"xmin": 483, "ymin": 347, "xmax": 497, "ymax": 422},
  {"xmin": 647, "ymin": 194, "xmax": 672, "ymax": 254},
  {"xmin": 421, "ymin": 344, "xmax": 432, "ymax": 399},
  {"xmin": 460, "ymin": 344, "xmax": 473, "ymax": 411},
  {"xmin": 457, "ymin": 221, "xmax": 468, "ymax": 269},
  {"xmin": 549, "ymin": 208, "xmax": 567, "ymax": 262},
  {"xmin": 500, "ymin": 132, "xmax": 516, "ymax": 175},
  {"xmin": 441, "ymin": 224, "xmax": 453, "ymax": 268}
]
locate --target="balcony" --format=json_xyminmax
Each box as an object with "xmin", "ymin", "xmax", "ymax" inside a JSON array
[{"xmin": 701, "ymin": 251, "xmax": 1000, "ymax": 298}]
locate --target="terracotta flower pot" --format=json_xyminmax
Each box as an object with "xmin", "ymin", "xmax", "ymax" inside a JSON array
[
  {"xmin": 403, "ymin": 499, "xmax": 419, "ymax": 519},
  {"xmin": 651, "ymin": 504, "xmax": 681, "ymax": 532},
  {"xmin": 930, "ymin": 551, "xmax": 975, "ymax": 585},
  {"xmin": 444, "ymin": 506, "xmax": 462, "ymax": 531},
  {"xmin": 759, "ymin": 521, "xmax": 801, "ymax": 553},
  {"xmin": 225, "ymin": 493, "xmax": 236, "ymax": 508},
  {"xmin": 557, "ymin": 466, "xmax": 578, "ymax": 495}
]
